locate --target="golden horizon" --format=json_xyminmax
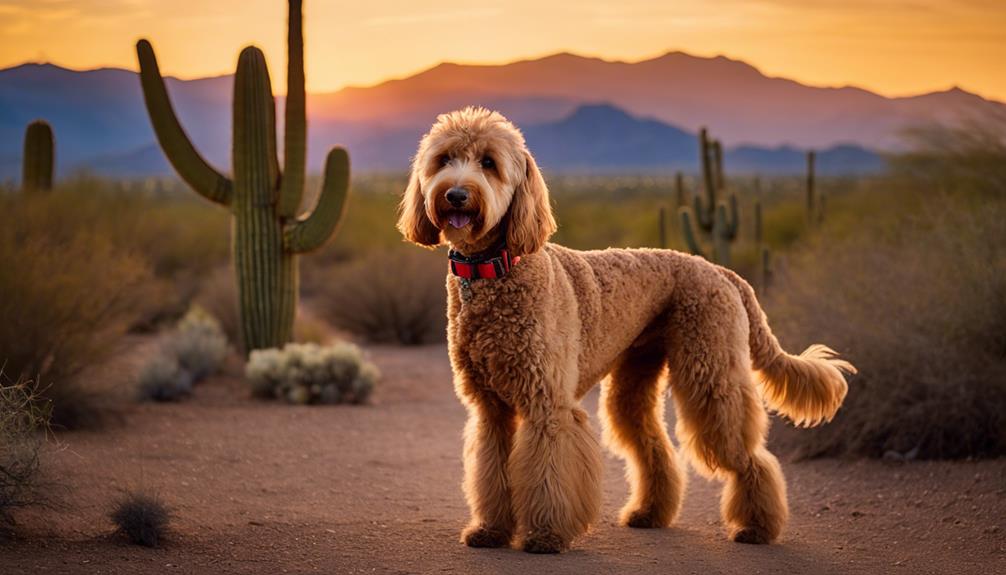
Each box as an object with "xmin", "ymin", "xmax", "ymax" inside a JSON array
[{"xmin": 1, "ymin": 1, "xmax": 1004, "ymax": 101}]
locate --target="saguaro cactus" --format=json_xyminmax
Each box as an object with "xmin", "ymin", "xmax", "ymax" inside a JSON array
[
  {"xmin": 22, "ymin": 120, "xmax": 54, "ymax": 193},
  {"xmin": 680, "ymin": 127, "xmax": 740, "ymax": 265},
  {"xmin": 692, "ymin": 128, "xmax": 738, "ymax": 237},
  {"xmin": 674, "ymin": 171, "xmax": 686, "ymax": 208},
  {"xmin": 136, "ymin": 0, "xmax": 348, "ymax": 352},
  {"xmin": 806, "ymin": 150, "xmax": 826, "ymax": 224}
]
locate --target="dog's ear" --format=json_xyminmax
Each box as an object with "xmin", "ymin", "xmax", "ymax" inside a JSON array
[
  {"xmin": 397, "ymin": 170, "xmax": 441, "ymax": 247},
  {"xmin": 507, "ymin": 150, "xmax": 556, "ymax": 256}
]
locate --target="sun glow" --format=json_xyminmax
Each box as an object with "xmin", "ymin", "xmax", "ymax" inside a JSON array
[{"xmin": 0, "ymin": 0, "xmax": 1003, "ymax": 100}]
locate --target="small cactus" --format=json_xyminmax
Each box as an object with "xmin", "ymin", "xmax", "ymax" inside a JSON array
[
  {"xmin": 806, "ymin": 150, "xmax": 825, "ymax": 225},
  {"xmin": 691, "ymin": 128, "xmax": 738, "ymax": 236},
  {"xmin": 22, "ymin": 120, "xmax": 54, "ymax": 193},
  {"xmin": 680, "ymin": 128, "xmax": 740, "ymax": 265},
  {"xmin": 674, "ymin": 171, "xmax": 686, "ymax": 207},
  {"xmin": 136, "ymin": 0, "xmax": 348, "ymax": 353}
]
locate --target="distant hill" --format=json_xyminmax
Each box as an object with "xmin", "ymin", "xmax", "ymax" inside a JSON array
[
  {"xmin": 310, "ymin": 51, "xmax": 1004, "ymax": 149},
  {"xmin": 521, "ymin": 104, "xmax": 882, "ymax": 174},
  {"xmin": 4, "ymin": 50, "xmax": 998, "ymax": 179}
]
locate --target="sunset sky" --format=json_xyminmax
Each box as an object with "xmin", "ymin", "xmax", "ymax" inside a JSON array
[{"xmin": 1, "ymin": 0, "xmax": 1004, "ymax": 101}]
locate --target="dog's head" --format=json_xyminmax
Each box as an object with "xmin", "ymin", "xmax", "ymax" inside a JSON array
[{"xmin": 397, "ymin": 107, "xmax": 556, "ymax": 256}]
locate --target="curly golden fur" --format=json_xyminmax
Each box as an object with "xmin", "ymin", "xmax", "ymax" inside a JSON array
[{"xmin": 397, "ymin": 107, "xmax": 856, "ymax": 554}]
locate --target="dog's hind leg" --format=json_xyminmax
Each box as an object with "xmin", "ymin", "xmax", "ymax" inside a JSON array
[
  {"xmin": 667, "ymin": 283, "xmax": 789, "ymax": 544},
  {"xmin": 460, "ymin": 394, "xmax": 518, "ymax": 548},
  {"xmin": 600, "ymin": 332, "xmax": 686, "ymax": 528},
  {"xmin": 509, "ymin": 402, "xmax": 603, "ymax": 553}
]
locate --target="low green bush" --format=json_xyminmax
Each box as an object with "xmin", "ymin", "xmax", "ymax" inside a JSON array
[
  {"xmin": 137, "ymin": 308, "xmax": 229, "ymax": 402},
  {"xmin": 245, "ymin": 342, "xmax": 378, "ymax": 405}
]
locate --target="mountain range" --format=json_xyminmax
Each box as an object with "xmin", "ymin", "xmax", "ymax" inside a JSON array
[{"xmin": 1, "ymin": 50, "xmax": 1002, "ymax": 180}]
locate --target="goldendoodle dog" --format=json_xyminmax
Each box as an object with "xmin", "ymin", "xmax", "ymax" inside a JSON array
[{"xmin": 397, "ymin": 107, "xmax": 856, "ymax": 554}]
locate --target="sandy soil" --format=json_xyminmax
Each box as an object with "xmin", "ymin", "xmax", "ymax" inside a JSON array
[{"xmin": 1, "ymin": 344, "xmax": 1003, "ymax": 574}]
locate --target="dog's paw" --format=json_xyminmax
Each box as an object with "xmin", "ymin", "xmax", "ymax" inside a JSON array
[
  {"xmin": 731, "ymin": 526, "xmax": 774, "ymax": 545},
  {"xmin": 461, "ymin": 525, "xmax": 511, "ymax": 548},
  {"xmin": 522, "ymin": 530, "xmax": 567, "ymax": 554},
  {"xmin": 622, "ymin": 507, "xmax": 666, "ymax": 529}
]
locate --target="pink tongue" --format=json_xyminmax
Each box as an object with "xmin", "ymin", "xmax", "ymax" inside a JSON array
[{"xmin": 448, "ymin": 213, "xmax": 471, "ymax": 228}]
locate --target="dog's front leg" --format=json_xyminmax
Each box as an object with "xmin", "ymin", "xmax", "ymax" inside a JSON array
[
  {"xmin": 460, "ymin": 395, "xmax": 517, "ymax": 548},
  {"xmin": 509, "ymin": 403, "xmax": 603, "ymax": 553}
]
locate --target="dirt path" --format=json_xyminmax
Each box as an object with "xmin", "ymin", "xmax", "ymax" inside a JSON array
[{"xmin": 2, "ymin": 344, "xmax": 1003, "ymax": 574}]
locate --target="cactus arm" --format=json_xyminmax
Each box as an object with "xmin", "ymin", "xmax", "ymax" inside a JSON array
[
  {"xmin": 693, "ymin": 194, "xmax": 712, "ymax": 231},
  {"xmin": 713, "ymin": 139, "xmax": 725, "ymax": 192},
  {"xmin": 22, "ymin": 120, "xmax": 54, "ymax": 193},
  {"xmin": 698, "ymin": 128, "xmax": 716, "ymax": 232},
  {"xmin": 278, "ymin": 0, "xmax": 306, "ymax": 218},
  {"xmin": 285, "ymin": 147, "xmax": 349, "ymax": 253},
  {"xmin": 674, "ymin": 171, "xmax": 686, "ymax": 207},
  {"xmin": 723, "ymin": 193, "xmax": 739, "ymax": 241},
  {"xmin": 678, "ymin": 208, "xmax": 706, "ymax": 258},
  {"xmin": 136, "ymin": 39, "xmax": 233, "ymax": 206},
  {"xmin": 754, "ymin": 200, "xmax": 763, "ymax": 245}
]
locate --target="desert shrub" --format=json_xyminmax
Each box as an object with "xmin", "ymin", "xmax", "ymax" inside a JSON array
[
  {"xmin": 314, "ymin": 249, "xmax": 447, "ymax": 345},
  {"xmin": 0, "ymin": 375, "xmax": 50, "ymax": 530},
  {"xmin": 766, "ymin": 195, "xmax": 1006, "ymax": 459},
  {"xmin": 0, "ymin": 194, "xmax": 156, "ymax": 429},
  {"xmin": 136, "ymin": 308, "xmax": 228, "ymax": 402},
  {"xmin": 245, "ymin": 342, "xmax": 378, "ymax": 405},
  {"xmin": 137, "ymin": 356, "xmax": 193, "ymax": 402},
  {"xmin": 110, "ymin": 491, "xmax": 171, "ymax": 548},
  {"xmin": 168, "ymin": 308, "xmax": 229, "ymax": 381}
]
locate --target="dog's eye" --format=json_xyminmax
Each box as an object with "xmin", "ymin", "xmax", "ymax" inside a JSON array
[
  {"xmin": 480, "ymin": 156, "xmax": 495, "ymax": 170},
  {"xmin": 438, "ymin": 154, "xmax": 452, "ymax": 167}
]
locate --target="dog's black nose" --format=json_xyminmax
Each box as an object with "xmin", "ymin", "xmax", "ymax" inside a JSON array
[{"xmin": 446, "ymin": 187, "xmax": 469, "ymax": 207}]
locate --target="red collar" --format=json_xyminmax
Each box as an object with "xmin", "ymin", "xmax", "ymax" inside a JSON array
[{"xmin": 448, "ymin": 247, "xmax": 520, "ymax": 280}]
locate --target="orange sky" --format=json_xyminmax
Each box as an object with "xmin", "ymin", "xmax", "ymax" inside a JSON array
[{"xmin": 1, "ymin": 0, "xmax": 1004, "ymax": 101}]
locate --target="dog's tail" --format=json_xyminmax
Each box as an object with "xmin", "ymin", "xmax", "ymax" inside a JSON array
[{"xmin": 720, "ymin": 268, "xmax": 856, "ymax": 427}]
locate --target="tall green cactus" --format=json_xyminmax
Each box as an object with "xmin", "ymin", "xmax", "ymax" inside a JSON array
[
  {"xmin": 806, "ymin": 150, "xmax": 825, "ymax": 225},
  {"xmin": 680, "ymin": 128, "xmax": 739, "ymax": 265},
  {"xmin": 692, "ymin": 128, "xmax": 738, "ymax": 238},
  {"xmin": 674, "ymin": 171, "xmax": 686, "ymax": 208},
  {"xmin": 136, "ymin": 0, "xmax": 348, "ymax": 353},
  {"xmin": 22, "ymin": 120, "xmax": 54, "ymax": 193}
]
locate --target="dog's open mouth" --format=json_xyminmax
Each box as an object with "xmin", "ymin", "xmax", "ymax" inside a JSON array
[{"xmin": 446, "ymin": 211, "xmax": 472, "ymax": 229}]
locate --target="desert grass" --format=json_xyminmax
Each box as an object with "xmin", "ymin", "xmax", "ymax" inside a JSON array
[
  {"xmin": 313, "ymin": 248, "xmax": 448, "ymax": 345},
  {"xmin": 0, "ymin": 193, "xmax": 158, "ymax": 428},
  {"xmin": 766, "ymin": 169, "xmax": 1006, "ymax": 459},
  {"xmin": 0, "ymin": 375, "xmax": 51, "ymax": 532}
]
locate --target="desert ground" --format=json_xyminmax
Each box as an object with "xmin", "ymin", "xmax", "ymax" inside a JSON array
[{"xmin": 1, "ymin": 342, "xmax": 1003, "ymax": 575}]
